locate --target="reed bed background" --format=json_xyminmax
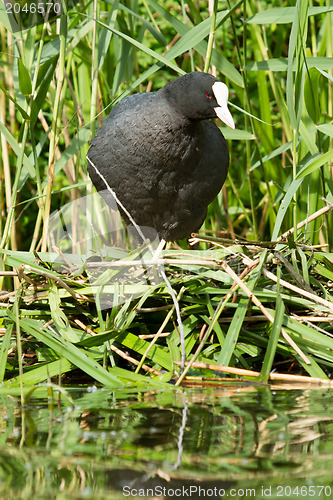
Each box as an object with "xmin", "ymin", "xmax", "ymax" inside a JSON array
[{"xmin": 1, "ymin": 0, "xmax": 333, "ymax": 391}]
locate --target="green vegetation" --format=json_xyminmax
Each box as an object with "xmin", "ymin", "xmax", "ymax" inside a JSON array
[{"xmin": 0, "ymin": 0, "xmax": 333, "ymax": 390}]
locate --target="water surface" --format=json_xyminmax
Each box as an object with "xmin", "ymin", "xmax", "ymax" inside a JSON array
[{"xmin": 1, "ymin": 384, "xmax": 333, "ymax": 499}]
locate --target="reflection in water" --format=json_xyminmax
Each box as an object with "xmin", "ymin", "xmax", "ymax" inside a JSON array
[
  {"xmin": 173, "ymin": 391, "xmax": 188, "ymax": 469},
  {"xmin": 0, "ymin": 386, "xmax": 333, "ymax": 498}
]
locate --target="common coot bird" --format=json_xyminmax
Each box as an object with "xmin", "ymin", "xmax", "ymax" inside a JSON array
[{"xmin": 87, "ymin": 72, "xmax": 235, "ymax": 241}]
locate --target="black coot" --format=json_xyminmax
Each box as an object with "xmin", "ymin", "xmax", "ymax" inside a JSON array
[{"xmin": 87, "ymin": 72, "xmax": 235, "ymax": 241}]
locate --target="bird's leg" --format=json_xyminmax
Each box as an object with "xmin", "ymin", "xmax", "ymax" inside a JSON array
[
  {"xmin": 149, "ymin": 238, "xmax": 166, "ymax": 284},
  {"xmin": 152, "ymin": 238, "xmax": 166, "ymax": 261}
]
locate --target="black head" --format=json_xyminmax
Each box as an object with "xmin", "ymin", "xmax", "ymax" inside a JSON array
[{"xmin": 160, "ymin": 72, "xmax": 234, "ymax": 127}]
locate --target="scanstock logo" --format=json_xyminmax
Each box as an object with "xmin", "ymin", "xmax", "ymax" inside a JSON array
[{"xmin": 47, "ymin": 190, "xmax": 163, "ymax": 310}]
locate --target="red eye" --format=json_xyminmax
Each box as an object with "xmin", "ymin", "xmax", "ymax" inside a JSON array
[{"xmin": 206, "ymin": 93, "xmax": 212, "ymax": 98}]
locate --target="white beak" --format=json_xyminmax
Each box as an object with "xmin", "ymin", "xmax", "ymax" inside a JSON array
[{"xmin": 212, "ymin": 81, "xmax": 235, "ymax": 129}]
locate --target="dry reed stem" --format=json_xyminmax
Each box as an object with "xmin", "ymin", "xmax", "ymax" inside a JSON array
[
  {"xmin": 0, "ymin": 290, "xmax": 17, "ymax": 300},
  {"xmin": 220, "ymin": 260, "xmax": 311, "ymax": 364},
  {"xmin": 218, "ymin": 314, "xmax": 333, "ymax": 323},
  {"xmin": 263, "ymin": 267, "xmax": 333, "ymax": 312},
  {"xmin": 277, "ymin": 202, "xmax": 333, "ymax": 241},
  {"xmin": 175, "ymin": 361, "xmax": 333, "ymax": 386},
  {"xmin": 139, "ymin": 332, "xmax": 170, "ymax": 339},
  {"xmin": 240, "ymin": 252, "xmax": 333, "ymax": 312},
  {"xmin": 110, "ymin": 343, "xmax": 161, "ymax": 376},
  {"xmin": 19, "ymin": 265, "xmax": 91, "ymax": 302},
  {"xmin": 72, "ymin": 318, "xmax": 161, "ymax": 375},
  {"xmin": 136, "ymin": 286, "xmax": 186, "ymax": 374}
]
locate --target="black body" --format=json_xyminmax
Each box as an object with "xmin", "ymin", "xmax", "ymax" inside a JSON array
[{"xmin": 88, "ymin": 72, "xmax": 229, "ymax": 241}]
